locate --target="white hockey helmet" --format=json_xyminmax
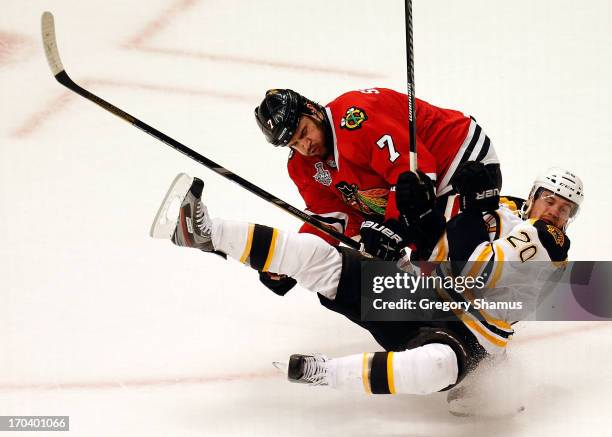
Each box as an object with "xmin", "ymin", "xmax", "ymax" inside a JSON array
[{"xmin": 523, "ymin": 167, "xmax": 584, "ymax": 224}]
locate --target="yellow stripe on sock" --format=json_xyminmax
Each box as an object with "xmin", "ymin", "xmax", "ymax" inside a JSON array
[
  {"xmin": 362, "ymin": 353, "xmax": 372, "ymax": 395},
  {"xmin": 387, "ymin": 352, "xmax": 396, "ymax": 394},
  {"xmin": 261, "ymin": 228, "xmax": 279, "ymax": 272},
  {"xmin": 239, "ymin": 224, "xmax": 255, "ymax": 264}
]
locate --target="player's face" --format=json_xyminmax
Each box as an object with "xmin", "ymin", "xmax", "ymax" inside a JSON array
[
  {"xmin": 529, "ymin": 190, "xmax": 576, "ymax": 229},
  {"xmin": 288, "ymin": 115, "xmax": 328, "ymax": 158}
]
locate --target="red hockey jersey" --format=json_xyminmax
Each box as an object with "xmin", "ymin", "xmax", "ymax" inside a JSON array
[{"xmin": 289, "ymin": 87, "xmax": 485, "ymax": 244}]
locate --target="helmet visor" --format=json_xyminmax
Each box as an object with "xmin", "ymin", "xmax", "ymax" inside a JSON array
[{"xmin": 535, "ymin": 189, "xmax": 580, "ymax": 219}]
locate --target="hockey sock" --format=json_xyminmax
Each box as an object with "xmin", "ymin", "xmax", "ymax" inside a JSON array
[
  {"xmin": 211, "ymin": 218, "xmax": 342, "ymax": 299},
  {"xmin": 211, "ymin": 219, "xmax": 279, "ymax": 271},
  {"xmin": 328, "ymin": 343, "xmax": 458, "ymax": 394}
]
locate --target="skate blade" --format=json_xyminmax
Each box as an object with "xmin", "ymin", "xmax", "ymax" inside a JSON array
[
  {"xmin": 449, "ymin": 404, "xmax": 525, "ymax": 418},
  {"xmin": 150, "ymin": 173, "xmax": 194, "ymax": 239},
  {"xmin": 272, "ymin": 361, "xmax": 288, "ymax": 373}
]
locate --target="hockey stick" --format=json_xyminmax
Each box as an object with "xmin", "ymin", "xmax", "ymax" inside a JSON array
[
  {"xmin": 405, "ymin": 0, "xmax": 418, "ymax": 171},
  {"xmin": 40, "ymin": 11, "xmax": 361, "ymax": 250}
]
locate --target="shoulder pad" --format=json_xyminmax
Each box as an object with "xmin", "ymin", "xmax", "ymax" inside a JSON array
[{"xmin": 532, "ymin": 220, "xmax": 570, "ymax": 262}]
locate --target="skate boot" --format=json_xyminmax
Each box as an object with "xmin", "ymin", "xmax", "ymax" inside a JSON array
[
  {"xmin": 150, "ymin": 173, "xmax": 214, "ymax": 251},
  {"xmin": 287, "ymin": 354, "xmax": 330, "ymax": 386}
]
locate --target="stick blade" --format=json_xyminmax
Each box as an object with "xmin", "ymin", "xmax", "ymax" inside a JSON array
[{"xmin": 41, "ymin": 11, "xmax": 65, "ymax": 76}]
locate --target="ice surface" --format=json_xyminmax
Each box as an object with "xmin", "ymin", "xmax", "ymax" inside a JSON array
[{"xmin": 1, "ymin": 0, "xmax": 611, "ymax": 435}]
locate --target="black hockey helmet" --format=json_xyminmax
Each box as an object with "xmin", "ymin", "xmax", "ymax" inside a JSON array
[{"xmin": 254, "ymin": 89, "xmax": 320, "ymax": 147}]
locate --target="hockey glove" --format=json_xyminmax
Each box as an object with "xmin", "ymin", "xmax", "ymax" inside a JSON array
[
  {"xmin": 451, "ymin": 161, "xmax": 500, "ymax": 212},
  {"xmin": 394, "ymin": 171, "xmax": 444, "ymax": 260},
  {"xmin": 258, "ymin": 271, "xmax": 297, "ymax": 296},
  {"xmin": 533, "ymin": 220, "xmax": 571, "ymax": 262},
  {"xmin": 359, "ymin": 219, "xmax": 406, "ymax": 261},
  {"xmin": 446, "ymin": 208, "xmax": 489, "ymax": 263},
  {"xmin": 395, "ymin": 170, "xmax": 437, "ymax": 223},
  {"xmin": 403, "ymin": 210, "xmax": 446, "ymax": 261}
]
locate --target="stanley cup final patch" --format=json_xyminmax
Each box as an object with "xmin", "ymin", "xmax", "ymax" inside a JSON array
[
  {"xmin": 340, "ymin": 107, "xmax": 368, "ymax": 130},
  {"xmin": 313, "ymin": 162, "xmax": 332, "ymax": 186}
]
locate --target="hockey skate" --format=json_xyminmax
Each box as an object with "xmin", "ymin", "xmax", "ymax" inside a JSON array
[
  {"xmin": 285, "ymin": 354, "xmax": 330, "ymax": 386},
  {"xmin": 150, "ymin": 173, "xmax": 214, "ymax": 251}
]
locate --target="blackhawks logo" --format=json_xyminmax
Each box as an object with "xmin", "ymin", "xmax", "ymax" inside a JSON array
[
  {"xmin": 546, "ymin": 224, "xmax": 565, "ymax": 247},
  {"xmin": 340, "ymin": 107, "xmax": 368, "ymax": 130},
  {"xmin": 335, "ymin": 181, "xmax": 388, "ymax": 215}
]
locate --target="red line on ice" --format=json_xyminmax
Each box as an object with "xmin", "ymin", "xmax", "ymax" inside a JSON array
[
  {"xmin": 11, "ymin": 89, "xmax": 76, "ymax": 138},
  {"xmin": 0, "ymin": 370, "xmax": 279, "ymax": 392},
  {"xmin": 513, "ymin": 321, "xmax": 610, "ymax": 344},
  {"xmin": 0, "ymin": 31, "xmax": 33, "ymax": 65},
  {"xmin": 122, "ymin": 0, "xmax": 383, "ymax": 79},
  {"xmin": 92, "ymin": 78, "xmax": 256, "ymax": 103},
  {"xmin": 17, "ymin": 0, "xmax": 381, "ymax": 138},
  {"xmin": 0, "ymin": 322, "xmax": 609, "ymax": 392},
  {"xmin": 125, "ymin": 0, "xmax": 199, "ymax": 47},
  {"xmin": 11, "ymin": 79, "xmax": 255, "ymax": 138},
  {"xmin": 129, "ymin": 45, "xmax": 386, "ymax": 79}
]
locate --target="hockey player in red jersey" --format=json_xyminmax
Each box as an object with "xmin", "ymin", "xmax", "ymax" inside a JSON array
[{"xmin": 254, "ymin": 88, "xmax": 502, "ymax": 263}]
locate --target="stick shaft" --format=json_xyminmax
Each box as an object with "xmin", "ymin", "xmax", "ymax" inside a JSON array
[
  {"xmin": 58, "ymin": 72, "xmax": 360, "ymax": 249},
  {"xmin": 405, "ymin": 0, "xmax": 418, "ymax": 171},
  {"xmin": 41, "ymin": 12, "xmax": 360, "ymax": 249}
]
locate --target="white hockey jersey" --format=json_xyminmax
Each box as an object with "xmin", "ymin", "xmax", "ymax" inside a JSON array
[{"xmin": 429, "ymin": 198, "xmax": 570, "ymax": 354}]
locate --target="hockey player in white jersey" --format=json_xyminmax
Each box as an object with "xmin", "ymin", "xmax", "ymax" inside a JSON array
[
  {"xmin": 426, "ymin": 164, "xmax": 582, "ymax": 355},
  {"xmin": 150, "ymin": 163, "xmax": 583, "ymax": 409}
]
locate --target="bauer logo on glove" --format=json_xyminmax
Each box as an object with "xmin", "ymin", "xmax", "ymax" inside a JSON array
[
  {"xmin": 360, "ymin": 221, "xmax": 403, "ymax": 244},
  {"xmin": 475, "ymin": 188, "xmax": 500, "ymax": 200},
  {"xmin": 359, "ymin": 219, "xmax": 406, "ymax": 261}
]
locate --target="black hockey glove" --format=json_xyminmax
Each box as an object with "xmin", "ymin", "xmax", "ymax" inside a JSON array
[
  {"xmin": 533, "ymin": 220, "xmax": 571, "ymax": 262},
  {"xmin": 451, "ymin": 161, "xmax": 500, "ymax": 212},
  {"xmin": 359, "ymin": 219, "xmax": 406, "ymax": 261},
  {"xmin": 403, "ymin": 210, "xmax": 446, "ymax": 261},
  {"xmin": 395, "ymin": 170, "xmax": 436, "ymax": 223},
  {"xmin": 446, "ymin": 209, "xmax": 490, "ymax": 263},
  {"xmin": 258, "ymin": 271, "xmax": 297, "ymax": 296},
  {"xmin": 394, "ymin": 171, "xmax": 445, "ymax": 260}
]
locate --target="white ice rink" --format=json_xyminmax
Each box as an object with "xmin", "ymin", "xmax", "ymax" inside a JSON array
[{"xmin": 1, "ymin": 0, "xmax": 612, "ymax": 435}]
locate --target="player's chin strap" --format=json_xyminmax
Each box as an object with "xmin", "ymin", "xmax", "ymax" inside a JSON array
[{"xmin": 320, "ymin": 109, "xmax": 335, "ymax": 157}]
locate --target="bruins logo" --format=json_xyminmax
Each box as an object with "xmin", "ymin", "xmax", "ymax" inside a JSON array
[
  {"xmin": 340, "ymin": 107, "xmax": 368, "ymax": 130},
  {"xmin": 546, "ymin": 224, "xmax": 565, "ymax": 247}
]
